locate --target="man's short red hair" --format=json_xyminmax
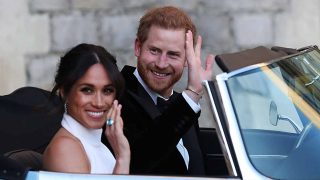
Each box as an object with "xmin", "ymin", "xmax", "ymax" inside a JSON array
[{"xmin": 137, "ymin": 6, "xmax": 197, "ymax": 45}]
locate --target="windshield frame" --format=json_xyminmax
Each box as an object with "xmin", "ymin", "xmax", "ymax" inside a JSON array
[{"xmin": 214, "ymin": 45, "xmax": 320, "ymax": 179}]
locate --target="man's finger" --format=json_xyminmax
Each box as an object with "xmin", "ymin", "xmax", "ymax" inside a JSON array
[
  {"xmin": 195, "ymin": 35, "xmax": 202, "ymax": 59},
  {"xmin": 205, "ymin": 54, "xmax": 214, "ymax": 71},
  {"xmin": 185, "ymin": 30, "xmax": 195, "ymax": 63},
  {"xmin": 187, "ymin": 30, "xmax": 194, "ymax": 47}
]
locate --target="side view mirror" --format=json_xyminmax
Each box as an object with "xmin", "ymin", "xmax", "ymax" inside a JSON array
[{"xmin": 269, "ymin": 101, "xmax": 302, "ymax": 133}]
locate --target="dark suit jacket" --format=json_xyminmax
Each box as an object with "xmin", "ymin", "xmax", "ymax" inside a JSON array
[{"xmin": 116, "ymin": 65, "xmax": 205, "ymax": 175}]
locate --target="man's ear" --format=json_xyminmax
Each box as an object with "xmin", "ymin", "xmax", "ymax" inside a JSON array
[{"xmin": 134, "ymin": 38, "xmax": 142, "ymax": 57}]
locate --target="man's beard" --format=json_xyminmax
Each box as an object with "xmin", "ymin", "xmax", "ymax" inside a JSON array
[{"xmin": 137, "ymin": 62, "xmax": 183, "ymax": 96}]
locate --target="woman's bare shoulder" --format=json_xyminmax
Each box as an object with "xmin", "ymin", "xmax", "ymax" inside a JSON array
[{"xmin": 43, "ymin": 128, "xmax": 90, "ymax": 173}]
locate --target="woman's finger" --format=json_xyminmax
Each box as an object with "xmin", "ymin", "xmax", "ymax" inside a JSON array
[
  {"xmin": 117, "ymin": 105, "xmax": 123, "ymax": 127},
  {"xmin": 109, "ymin": 100, "xmax": 118, "ymax": 130},
  {"xmin": 106, "ymin": 104, "xmax": 113, "ymax": 120},
  {"xmin": 113, "ymin": 104, "xmax": 124, "ymax": 136}
]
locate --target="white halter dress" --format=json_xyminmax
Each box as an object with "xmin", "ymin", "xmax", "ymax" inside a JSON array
[{"xmin": 61, "ymin": 113, "xmax": 116, "ymax": 174}]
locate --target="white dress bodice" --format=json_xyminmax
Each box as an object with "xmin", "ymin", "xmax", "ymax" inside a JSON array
[{"xmin": 61, "ymin": 113, "xmax": 115, "ymax": 174}]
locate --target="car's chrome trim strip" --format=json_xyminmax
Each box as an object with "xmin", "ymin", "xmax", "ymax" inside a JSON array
[
  {"xmin": 249, "ymin": 155, "xmax": 288, "ymax": 159},
  {"xmin": 203, "ymin": 80, "xmax": 237, "ymax": 176},
  {"xmin": 26, "ymin": 170, "xmax": 239, "ymax": 180}
]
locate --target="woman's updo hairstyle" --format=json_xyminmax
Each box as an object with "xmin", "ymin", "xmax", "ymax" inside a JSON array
[{"xmin": 51, "ymin": 43, "xmax": 125, "ymax": 101}]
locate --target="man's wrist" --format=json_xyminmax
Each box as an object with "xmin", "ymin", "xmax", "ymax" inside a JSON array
[
  {"xmin": 186, "ymin": 87, "xmax": 203, "ymax": 97},
  {"xmin": 183, "ymin": 89, "xmax": 201, "ymax": 104},
  {"xmin": 182, "ymin": 91, "xmax": 201, "ymax": 113}
]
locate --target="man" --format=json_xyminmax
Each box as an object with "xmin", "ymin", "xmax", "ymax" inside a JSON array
[{"xmin": 118, "ymin": 6, "xmax": 213, "ymax": 175}]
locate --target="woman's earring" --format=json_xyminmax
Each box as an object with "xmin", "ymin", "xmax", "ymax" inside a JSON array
[{"xmin": 64, "ymin": 102, "xmax": 68, "ymax": 113}]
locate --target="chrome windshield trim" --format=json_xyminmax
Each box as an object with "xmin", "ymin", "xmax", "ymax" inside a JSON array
[
  {"xmin": 215, "ymin": 74, "xmax": 268, "ymax": 179},
  {"xmin": 226, "ymin": 63, "xmax": 268, "ymax": 79},
  {"xmin": 203, "ymin": 80, "xmax": 237, "ymax": 176}
]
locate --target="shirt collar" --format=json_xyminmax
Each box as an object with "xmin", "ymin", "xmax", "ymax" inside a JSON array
[{"xmin": 133, "ymin": 69, "xmax": 173, "ymax": 104}]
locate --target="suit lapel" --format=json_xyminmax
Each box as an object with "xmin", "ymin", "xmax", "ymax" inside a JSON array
[{"xmin": 127, "ymin": 90, "xmax": 160, "ymax": 120}]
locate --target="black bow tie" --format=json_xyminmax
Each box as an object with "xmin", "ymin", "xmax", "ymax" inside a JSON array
[{"xmin": 156, "ymin": 97, "xmax": 170, "ymax": 113}]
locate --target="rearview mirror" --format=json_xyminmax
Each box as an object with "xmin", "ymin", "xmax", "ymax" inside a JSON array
[
  {"xmin": 269, "ymin": 101, "xmax": 278, "ymax": 126},
  {"xmin": 269, "ymin": 101, "xmax": 302, "ymax": 133}
]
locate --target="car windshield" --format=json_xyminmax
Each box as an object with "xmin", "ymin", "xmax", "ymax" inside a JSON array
[{"xmin": 226, "ymin": 48, "xmax": 320, "ymax": 179}]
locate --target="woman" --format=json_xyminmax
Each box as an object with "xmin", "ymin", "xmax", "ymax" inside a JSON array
[{"xmin": 43, "ymin": 43, "xmax": 130, "ymax": 174}]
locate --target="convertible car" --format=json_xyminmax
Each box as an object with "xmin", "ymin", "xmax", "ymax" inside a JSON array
[{"xmin": 1, "ymin": 45, "xmax": 320, "ymax": 180}]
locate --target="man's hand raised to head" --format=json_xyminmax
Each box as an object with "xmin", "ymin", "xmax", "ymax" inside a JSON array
[{"xmin": 184, "ymin": 30, "xmax": 214, "ymax": 102}]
